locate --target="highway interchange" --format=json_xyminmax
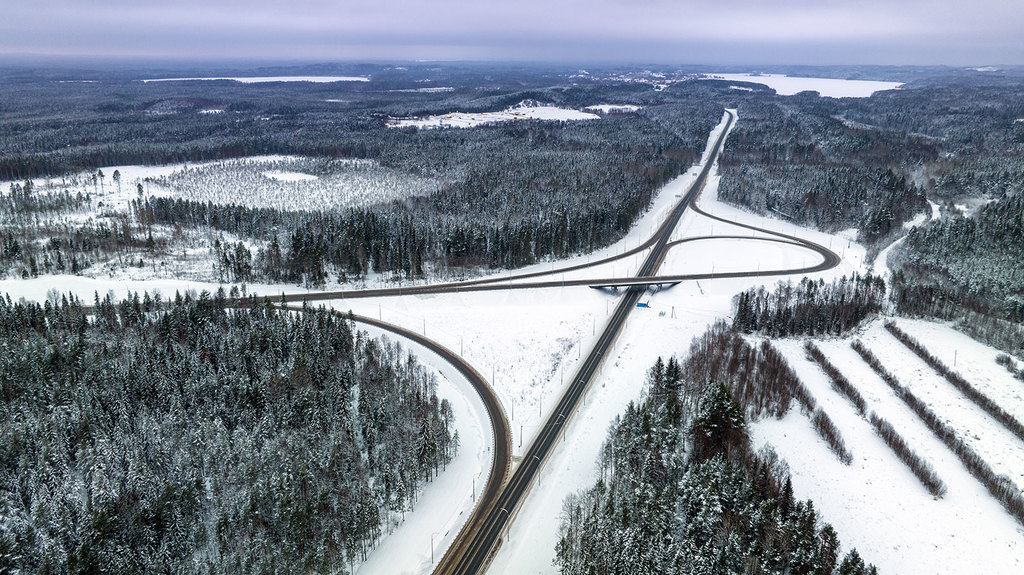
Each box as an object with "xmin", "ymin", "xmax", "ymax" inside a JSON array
[{"xmin": 282, "ymin": 109, "xmax": 842, "ymax": 574}]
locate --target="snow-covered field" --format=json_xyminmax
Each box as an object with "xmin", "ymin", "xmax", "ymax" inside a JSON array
[
  {"xmin": 390, "ymin": 87, "xmax": 455, "ymax": 93},
  {"xmin": 150, "ymin": 156, "xmax": 439, "ymax": 211},
  {"xmin": 753, "ymin": 320, "xmax": 1024, "ymax": 575},
  {"xmin": 704, "ymin": 73, "xmax": 903, "ymax": 97},
  {"xmin": 863, "ymin": 321, "xmax": 1024, "ymax": 491},
  {"xmin": 141, "ymin": 76, "xmax": 369, "ymax": 83},
  {"xmin": 387, "ymin": 103, "xmax": 600, "ymax": 129},
  {"xmin": 660, "ymin": 237, "xmax": 823, "ymax": 277},
  {"xmin": 584, "ymin": 104, "xmax": 641, "ymax": 113},
  {"xmin": 262, "ymin": 170, "xmax": 318, "ymax": 182}
]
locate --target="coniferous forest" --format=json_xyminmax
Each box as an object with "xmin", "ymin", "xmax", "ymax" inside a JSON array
[
  {"xmin": 0, "ymin": 292, "xmax": 456, "ymax": 574},
  {"xmin": 0, "ymin": 65, "xmax": 723, "ymax": 284},
  {"xmin": 556, "ymin": 323, "xmax": 874, "ymax": 574},
  {"xmin": 3, "ymin": 62, "xmax": 1024, "ymax": 573},
  {"xmin": 733, "ymin": 275, "xmax": 887, "ymax": 338}
]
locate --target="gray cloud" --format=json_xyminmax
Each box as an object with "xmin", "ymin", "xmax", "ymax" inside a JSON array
[{"xmin": 2, "ymin": 0, "xmax": 1022, "ymax": 64}]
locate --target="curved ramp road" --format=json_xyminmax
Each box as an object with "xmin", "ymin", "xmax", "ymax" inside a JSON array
[
  {"xmin": 278, "ymin": 305, "xmax": 514, "ymax": 569},
  {"xmin": 434, "ymin": 109, "xmax": 838, "ymax": 575}
]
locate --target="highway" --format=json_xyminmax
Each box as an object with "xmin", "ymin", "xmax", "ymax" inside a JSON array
[
  {"xmin": 268, "ymin": 109, "xmax": 840, "ymax": 575},
  {"xmin": 430, "ymin": 108, "xmax": 800, "ymax": 575},
  {"xmin": 64, "ymin": 110, "xmax": 843, "ymax": 575}
]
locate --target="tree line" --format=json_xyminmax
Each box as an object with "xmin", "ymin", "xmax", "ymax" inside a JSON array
[
  {"xmin": 733, "ymin": 275, "xmax": 887, "ymax": 337},
  {"xmin": 0, "ymin": 291, "xmax": 456, "ymax": 574},
  {"xmin": 852, "ymin": 339, "xmax": 1024, "ymax": 525}
]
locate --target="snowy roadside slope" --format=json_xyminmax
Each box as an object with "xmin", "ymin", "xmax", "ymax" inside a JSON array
[
  {"xmin": 754, "ymin": 333, "xmax": 1024, "ymax": 575},
  {"xmin": 353, "ymin": 324, "xmax": 492, "ymax": 575}
]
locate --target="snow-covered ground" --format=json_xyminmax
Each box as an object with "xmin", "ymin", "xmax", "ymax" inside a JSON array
[
  {"xmin": 704, "ymin": 73, "xmax": 903, "ymax": 98},
  {"xmin": 752, "ymin": 321, "xmax": 1024, "ymax": 575},
  {"xmin": 1, "ymin": 155, "xmax": 437, "ymax": 217},
  {"xmin": 262, "ymin": 170, "xmax": 318, "ymax": 182},
  {"xmin": 390, "ymin": 87, "xmax": 455, "ymax": 93},
  {"xmin": 861, "ymin": 320, "xmax": 1024, "ymax": 491},
  {"xmin": 584, "ymin": 104, "xmax": 641, "ymax": 113},
  {"xmin": 870, "ymin": 209, "xmax": 930, "ymax": 282},
  {"xmin": 659, "ymin": 237, "xmax": 822, "ymax": 277},
  {"xmin": 141, "ymin": 76, "xmax": 369, "ymax": 83},
  {"xmin": 386, "ymin": 103, "xmax": 600, "ymax": 129}
]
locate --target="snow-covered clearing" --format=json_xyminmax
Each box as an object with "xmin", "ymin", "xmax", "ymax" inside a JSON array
[
  {"xmin": 261, "ymin": 170, "xmax": 319, "ymax": 182},
  {"xmin": 892, "ymin": 318, "xmax": 1024, "ymax": 407},
  {"xmin": 584, "ymin": 104, "xmax": 641, "ymax": 113},
  {"xmin": 390, "ymin": 87, "xmax": 455, "ymax": 93},
  {"xmin": 151, "ymin": 156, "xmax": 439, "ymax": 212},
  {"xmin": 141, "ymin": 76, "xmax": 369, "ymax": 83},
  {"xmin": 660, "ymin": 237, "xmax": 823, "ymax": 277},
  {"xmin": 704, "ymin": 73, "xmax": 903, "ymax": 98},
  {"xmin": 386, "ymin": 103, "xmax": 599, "ymax": 129},
  {"xmin": 333, "ymin": 287, "xmax": 607, "ymax": 460},
  {"xmin": 3, "ymin": 155, "xmax": 438, "ymax": 214},
  {"xmin": 865, "ymin": 321, "xmax": 1024, "ymax": 456},
  {"xmin": 752, "ymin": 324, "xmax": 1024, "ymax": 574}
]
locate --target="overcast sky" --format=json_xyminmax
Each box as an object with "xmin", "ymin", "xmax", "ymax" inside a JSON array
[{"xmin": 2, "ymin": 0, "xmax": 1022, "ymax": 65}]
